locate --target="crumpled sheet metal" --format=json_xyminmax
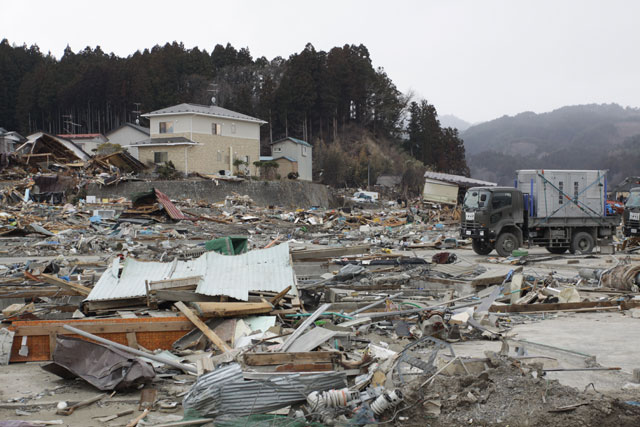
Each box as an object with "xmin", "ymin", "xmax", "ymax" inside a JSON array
[
  {"xmin": 42, "ymin": 335, "xmax": 155, "ymax": 390},
  {"xmin": 183, "ymin": 363, "xmax": 347, "ymax": 419}
]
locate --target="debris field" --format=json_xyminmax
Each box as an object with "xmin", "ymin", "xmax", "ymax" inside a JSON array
[{"xmin": 1, "ymin": 181, "xmax": 640, "ymax": 427}]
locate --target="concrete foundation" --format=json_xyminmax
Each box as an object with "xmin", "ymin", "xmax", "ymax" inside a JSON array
[{"xmin": 86, "ymin": 179, "xmax": 332, "ymax": 208}]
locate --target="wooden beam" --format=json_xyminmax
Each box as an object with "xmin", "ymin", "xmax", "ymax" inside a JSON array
[
  {"xmin": 270, "ymin": 285, "xmax": 292, "ymax": 305},
  {"xmin": 153, "ymin": 290, "xmax": 220, "ymax": 302},
  {"xmin": 244, "ymin": 351, "xmax": 338, "ymax": 366},
  {"xmin": 39, "ymin": 274, "xmax": 92, "ymax": 296},
  {"xmin": 192, "ymin": 301, "xmax": 273, "ymax": 317},
  {"xmin": 275, "ymin": 363, "xmax": 333, "ymax": 372},
  {"xmin": 174, "ymin": 302, "xmax": 231, "ymax": 353},
  {"xmin": 489, "ymin": 300, "xmax": 640, "ymax": 313},
  {"xmin": 11, "ymin": 320, "xmax": 194, "ymax": 336},
  {"xmin": 291, "ymin": 244, "xmax": 371, "ymax": 261}
]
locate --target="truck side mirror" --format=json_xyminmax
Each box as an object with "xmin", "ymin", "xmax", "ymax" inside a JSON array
[{"xmin": 480, "ymin": 194, "xmax": 487, "ymax": 202}]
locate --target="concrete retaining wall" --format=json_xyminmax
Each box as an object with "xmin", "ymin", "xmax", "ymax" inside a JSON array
[{"xmin": 85, "ymin": 179, "xmax": 331, "ymax": 208}]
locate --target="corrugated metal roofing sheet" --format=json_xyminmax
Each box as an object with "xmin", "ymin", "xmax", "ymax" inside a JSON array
[
  {"xmin": 85, "ymin": 243, "xmax": 295, "ymax": 302},
  {"xmin": 423, "ymin": 171, "xmax": 497, "ymax": 188},
  {"xmin": 154, "ymin": 188, "xmax": 188, "ymax": 220},
  {"xmin": 183, "ymin": 363, "xmax": 347, "ymax": 419}
]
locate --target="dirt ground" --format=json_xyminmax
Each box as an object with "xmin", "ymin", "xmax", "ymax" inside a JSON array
[{"xmin": 396, "ymin": 356, "xmax": 640, "ymax": 427}]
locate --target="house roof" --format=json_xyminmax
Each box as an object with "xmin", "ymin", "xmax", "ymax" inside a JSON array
[
  {"xmin": 271, "ymin": 137, "xmax": 312, "ymax": 147},
  {"xmin": 128, "ymin": 136, "xmax": 198, "ymax": 147},
  {"xmin": 423, "ymin": 171, "xmax": 497, "ymax": 188},
  {"xmin": 142, "ymin": 103, "xmax": 266, "ymax": 124},
  {"xmin": 273, "ymin": 155, "xmax": 298, "ymax": 163},
  {"xmin": 106, "ymin": 122, "xmax": 150, "ymax": 136},
  {"xmin": 0, "ymin": 129, "xmax": 27, "ymax": 143},
  {"xmin": 21, "ymin": 132, "xmax": 91, "ymax": 162}
]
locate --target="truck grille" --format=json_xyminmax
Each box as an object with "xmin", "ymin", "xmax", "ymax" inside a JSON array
[
  {"xmin": 462, "ymin": 220, "xmax": 482, "ymax": 229},
  {"xmin": 627, "ymin": 219, "xmax": 640, "ymax": 228}
]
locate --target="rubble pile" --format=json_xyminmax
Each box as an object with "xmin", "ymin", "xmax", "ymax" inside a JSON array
[{"xmin": 1, "ymin": 188, "xmax": 640, "ymax": 426}]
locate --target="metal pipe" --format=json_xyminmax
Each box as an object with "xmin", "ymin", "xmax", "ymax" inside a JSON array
[
  {"xmin": 62, "ymin": 324, "xmax": 197, "ymax": 374},
  {"xmin": 354, "ymin": 293, "xmax": 480, "ymax": 319},
  {"xmin": 347, "ymin": 292, "xmax": 403, "ymax": 316}
]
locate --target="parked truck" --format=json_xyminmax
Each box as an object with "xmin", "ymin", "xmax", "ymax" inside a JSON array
[
  {"xmin": 623, "ymin": 187, "xmax": 640, "ymax": 237},
  {"xmin": 461, "ymin": 170, "xmax": 620, "ymax": 256}
]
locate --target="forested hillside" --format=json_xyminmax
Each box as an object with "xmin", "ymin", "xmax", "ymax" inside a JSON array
[
  {"xmin": 462, "ymin": 104, "xmax": 640, "ymax": 186},
  {"xmin": 0, "ymin": 39, "xmax": 469, "ymax": 189}
]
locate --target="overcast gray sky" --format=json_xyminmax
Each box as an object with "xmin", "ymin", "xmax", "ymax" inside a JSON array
[{"xmin": 3, "ymin": 0, "xmax": 639, "ymax": 123}]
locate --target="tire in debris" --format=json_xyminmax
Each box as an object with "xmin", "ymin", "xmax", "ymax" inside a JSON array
[
  {"xmin": 571, "ymin": 231, "xmax": 595, "ymax": 254},
  {"xmin": 495, "ymin": 232, "xmax": 518, "ymax": 257},
  {"xmin": 472, "ymin": 239, "xmax": 493, "ymax": 255},
  {"xmin": 546, "ymin": 246, "xmax": 568, "ymax": 254}
]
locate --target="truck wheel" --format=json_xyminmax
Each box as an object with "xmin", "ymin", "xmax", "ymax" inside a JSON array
[
  {"xmin": 472, "ymin": 240, "xmax": 493, "ymax": 255},
  {"xmin": 546, "ymin": 246, "xmax": 568, "ymax": 254},
  {"xmin": 571, "ymin": 232, "xmax": 595, "ymax": 254},
  {"xmin": 495, "ymin": 232, "xmax": 518, "ymax": 257}
]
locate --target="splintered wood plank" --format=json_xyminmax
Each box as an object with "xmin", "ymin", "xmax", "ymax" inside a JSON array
[
  {"xmin": 192, "ymin": 301, "xmax": 273, "ymax": 317},
  {"xmin": 275, "ymin": 363, "xmax": 333, "ymax": 372},
  {"xmin": 174, "ymin": 302, "xmax": 231, "ymax": 352},
  {"xmin": 244, "ymin": 351, "xmax": 337, "ymax": 366},
  {"xmin": 39, "ymin": 274, "xmax": 92, "ymax": 296}
]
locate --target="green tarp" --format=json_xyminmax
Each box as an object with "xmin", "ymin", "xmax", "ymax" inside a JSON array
[{"xmin": 204, "ymin": 236, "xmax": 248, "ymax": 255}]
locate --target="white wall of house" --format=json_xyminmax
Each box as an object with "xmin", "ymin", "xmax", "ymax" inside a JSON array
[
  {"xmin": 149, "ymin": 114, "xmax": 259, "ymax": 140},
  {"xmin": 272, "ymin": 139, "xmax": 313, "ymax": 181},
  {"xmin": 107, "ymin": 126, "xmax": 149, "ymax": 159}
]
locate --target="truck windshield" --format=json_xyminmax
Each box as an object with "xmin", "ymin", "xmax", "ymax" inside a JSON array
[
  {"xmin": 627, "ymin": 192, "xmax": 640, "ymax": 208},
  {"xmin": 463, "ymin": 190, "xmax": 491, "ymax": 209}
]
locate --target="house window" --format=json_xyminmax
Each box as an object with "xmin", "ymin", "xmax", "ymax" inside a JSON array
[
  {"xmin": 273, "ymin": 146, "xmax": 282, "ymax": 153},
  {"xmin": 245, "ymin": 155, "xmax": 250, "ymax": 163},
  {"xmin": 159, "ymin": 122, "xmax": 173, "ymax": 134},
  {"xmin": 212, "ymin": 123, "xmax": 221, "ymax": 135},
  {"xmin": 231, "ymin": 123, "xmax": 236, "ymax": 134},
  {"xmin": 154, "ymin": 152, "xmax": 168, "ymax": 164},
  {"xmin": 302, "ymin": 146, "xmax": 308, "ymax": 156}
]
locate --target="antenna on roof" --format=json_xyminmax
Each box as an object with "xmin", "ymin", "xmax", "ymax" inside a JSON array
[
  {"xmin": 207, "ymin": 83, "xmax": 218, "ymax": 105},
  {"xmin": 61, "ymin": 114, "xmax": 81, "ymax": 134},
  {"xmin": 132, "ymin": 102, "xmax": 142, "ymax": 125}
]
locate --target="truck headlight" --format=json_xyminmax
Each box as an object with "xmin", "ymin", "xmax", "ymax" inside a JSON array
[{"xmin": 479, "ymin": 231, "xmax": 484, "ymax": 236}]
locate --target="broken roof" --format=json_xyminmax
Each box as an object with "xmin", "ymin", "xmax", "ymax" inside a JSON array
[
  {"xmin": 20, "ymin": 132, "xmax": 91, "ymax": 162},
  {"xmin": 85, "ymin": 242, "xmax": 295, "ymax": 303},
  {"xmin": 423, "ymin": 171, "xmax": 497, "ymax": 188},
  {"xmin": 92, "ymin": 150, "xmax": 146, "ymax": 173},
  {"xmin": 142, "ymin": 103, "xmax": 266, "ymax": 125}
]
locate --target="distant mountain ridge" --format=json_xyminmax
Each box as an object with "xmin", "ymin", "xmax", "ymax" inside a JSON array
[
  {"xmin": 461, "ymin": 103, "xmax": 640, "ymax": 186},
  {"xmin": 438, "ymin": 114, "xmax": 472, "ymax": 132}
]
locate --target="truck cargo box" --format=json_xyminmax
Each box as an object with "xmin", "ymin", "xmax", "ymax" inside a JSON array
[
  {"xmin": 423, "ymin": 178, "xmax": 458, "ymax": 205},
  {"xmin": 517, "ymin": 170, "xmax": 607, "ymax": 219}
]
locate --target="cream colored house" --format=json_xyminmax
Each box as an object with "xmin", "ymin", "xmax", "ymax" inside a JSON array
[
  {"xmin": 270, "ymin": 137, "xmax": 312, "ymax": 181},
  {"xmin": 131, "ymin": 103, "xmax": 266, "ymax": 175}
]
